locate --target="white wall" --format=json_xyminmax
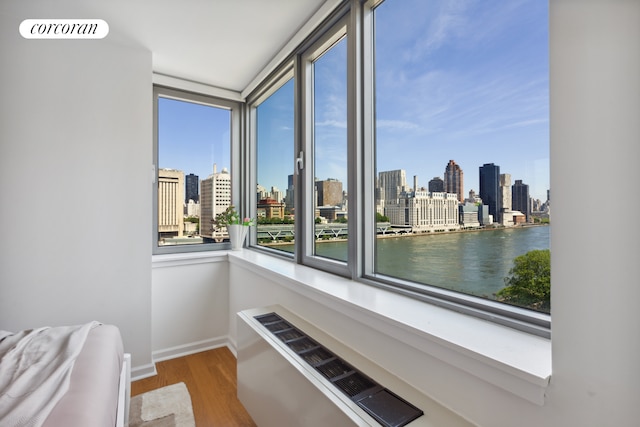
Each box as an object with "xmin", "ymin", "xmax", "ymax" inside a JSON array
[
  {"xmin": 547, "ymin": 0, "xmax": 640, "ymax": 425},
  {"xmin": 151, "ymin": 256, "xmax": 229, "ymax": 361},
  {"xmin": 0, "ymin": 7, "xmax": 153, "ymax": 369}
]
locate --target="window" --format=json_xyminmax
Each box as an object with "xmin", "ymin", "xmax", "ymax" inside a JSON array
[
  {"xmin": 153, "ymin": 86, "xmax": 240, "ymax": 254},
  {"xmin": 367, "ymin": 0, "xmax": 550, "ymax": 320},
  {"xmin": 247, "ymin": 0, "xmax": 549, "ymax": 334},
  {"xmin": 252, "ymin": 70, "xmax": 296, "ymax": 254},
  {"xmin": 308, "ymin": 29, "xmax": 349, "ymax": 263}
]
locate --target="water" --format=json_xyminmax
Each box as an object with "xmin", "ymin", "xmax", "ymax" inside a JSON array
[
  {"xmin": 374, "ymin": 226, "xmax": 550, "ymax": 298},
  {"xmin": 278, "ymin": 226, "xmax": 550, "ymax": 299}
]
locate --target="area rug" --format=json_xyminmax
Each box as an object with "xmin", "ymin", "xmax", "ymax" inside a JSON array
[{"xmin": 129, "ymin": 382, "xmax": 195, "ymax": 427}]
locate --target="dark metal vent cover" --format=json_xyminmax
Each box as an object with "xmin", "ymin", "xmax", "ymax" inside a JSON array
[{"xmin": 255, "ymin": 312, "xmax": 424, "ymax": 427}]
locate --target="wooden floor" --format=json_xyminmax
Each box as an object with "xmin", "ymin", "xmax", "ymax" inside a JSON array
[{"xmin": 131, "ymin": 347, "xmax": 257, "ymax": 427}]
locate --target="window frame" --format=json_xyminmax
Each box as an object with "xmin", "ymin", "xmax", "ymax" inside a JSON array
[
  {"xmin": 298, "ymin": 8, "xmax": 353, "ymax": 278},
  {"xmin": 246, "ymin": 63, "xmax": 297, "ymax": 256},
  {"xmin": 244, "ymin": 0, "xmax": 550, "ymax": 337},
  {"xmin": 152, "ymin": 85, "xmax": 242, "ymax": 255},
  {"xmin": 359, "ymin": 0, "xmax": 550, "ymax": 336}
]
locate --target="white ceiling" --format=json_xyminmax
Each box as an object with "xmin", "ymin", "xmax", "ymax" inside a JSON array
[{"xmin": 10, "ymin": 0, "xmax": 330, "ymax": 93}]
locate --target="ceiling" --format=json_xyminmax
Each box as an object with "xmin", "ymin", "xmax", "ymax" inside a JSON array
[{"xmin": 9, "ymin": 0, "xmax": 330, "ymax": 94}]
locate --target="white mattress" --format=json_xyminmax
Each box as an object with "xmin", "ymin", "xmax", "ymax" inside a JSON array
[{"xmin": 42, "ymin": 324, "xmax": 124, "ymax": 427}]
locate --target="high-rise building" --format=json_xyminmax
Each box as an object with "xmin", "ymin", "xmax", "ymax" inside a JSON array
[
  {"xmin": 499, "ymin": 173, "xmax": 512, "ymax": 225},
  {"xmin": 285, "ymin": 174, "xmax": 295, "ymax": 214},
  {"xmin": 378, "ymin": 169, "xmax": 407, "ymax": 208},
  {"xmin": 315, "ymin": 178, "xmax": 343, "ymax": 207},
  {"xmin": 444, "ymin": 160, "xmax": 464, "ymax": 203},
  {"xmin": 512, "ymin": 179, "xmax": 531, "ymax": 222},
  {"xmin": 200, "ymin": 165, "xmax": 231, "ymax": 236},
  {"xmin": 158, "ymin": 168, "xmax": 184, "ymax": 239},
  {"xmin": 479, "ymin": 163, "xmax": 500, "ymax": 223},
  {"xmin": 185, "ymin": 173, "xmax": 199, "ymax": 203},
  {"xmin": 256, "ymin": 184, "xmax": 268, "ymax": 202},
  {"xmin": 428, "ymin": 177, "xmax": 444, "ymax": 193},
  {"xmin": 270, "ymin": 186, "xmax": 283, "ymax": 204}
]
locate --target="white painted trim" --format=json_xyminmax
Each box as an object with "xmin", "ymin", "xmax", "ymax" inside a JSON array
[
  {"xmin": 226, "ymin": 336, "xmax": 238, "ymax": 358},
  {"xmin": 153, "ymin": 73, "xmax": 243, "ymax": 102},
  {"xmin": 152, "ymin": 250, "xmax": 228, "ymax": 268},
  {"xmin": 152, "ymin": 336, "xmax": 229, "ymax": 363},
  {"xmin": 229, "ymin": 250, "xmax": 551, "ymax": 405},
  {"xmin": 131, "ymin": 362, "xmax": 157, "ymax": 382}
]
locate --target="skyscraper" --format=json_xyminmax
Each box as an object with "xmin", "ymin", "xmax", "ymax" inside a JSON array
[
  {"xmin": 444, "ymin": 160, "xmax": 464, "ymax": 203},
  {"xmin": 158, "ymin": 168, "xmax": 184, "ymax": 240},
  {"xmin": 479, "ymin": 163, "xmax": 500, "ymax": 223},
  {"xmin": 499, "ymin": 173, "xmax": 512, "ymax": 225},
  {"xmin": 285, "ymin": 174, "xmax": 295, "ymax": 214},
  {"xmin": 185, "ymin": 173, "xmax": 199, "ymax": 203},
  {"xmin": 315, "ymin": 178, "xmax": 343, "ymax": 207},
  {"xmin": 512, "ymin": 179, "xmax": 531, "ymax": 222},
  {"xmin": 428, "ymin": 177, "xmax": 444, "ymax": 193},
  {"xmin": 378, "ymin": 169, "xmax": 407, "ymax": 206},
  {"xmin": 200, "ymin": 164, "xmax": 231, "ymax": 236}
]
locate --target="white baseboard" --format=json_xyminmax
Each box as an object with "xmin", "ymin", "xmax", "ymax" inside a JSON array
[
  {"xmin": 131, "ymin": 362, "xmax": 157, "ymax": 382},
  {"xmin": 226, "ymin": 336, "xmax": 238, "ymax": 357},
  {"xmin": 152, "ymin": 336, "xmax": 229, "ymax": 363}
]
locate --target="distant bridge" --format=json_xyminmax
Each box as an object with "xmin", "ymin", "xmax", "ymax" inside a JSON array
[{"xmin": 256, "ymin": 223, "xmax": 412, "ymax": 242}]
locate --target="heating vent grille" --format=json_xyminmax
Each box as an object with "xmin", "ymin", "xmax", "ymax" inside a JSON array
[{"xmin": 255, "ymin": 312, "xmax": 424, "ymax": 427}]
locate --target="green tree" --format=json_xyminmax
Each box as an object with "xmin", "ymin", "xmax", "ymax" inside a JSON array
[
  {"xmin": 376, "ymin": 212, "xmax": 389, "ymax": 222},
  {"xmin": 497, "ymin": 249, "xmax": 550, "ymax": 312}
]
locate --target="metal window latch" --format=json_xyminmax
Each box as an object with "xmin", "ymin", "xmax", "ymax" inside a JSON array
[
  {"xmin": 151, "ymin": 164, "xmax": 156, "ymax": 184},
  {"xmin": 295, "ymin": 151, "xmax": 304, "ymax": 174}
]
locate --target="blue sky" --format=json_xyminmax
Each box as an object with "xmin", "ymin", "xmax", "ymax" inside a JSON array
[
  {"xmin": 161, "ymin": 0, "xmax": 549, "ymax": 201},
  {"xmin": 158, "ymin": 97, "xmax": 231, "ymax": 180},
  {"xmin": 373, "ymin": 0, "xmax": 549, "ymax": 200}
]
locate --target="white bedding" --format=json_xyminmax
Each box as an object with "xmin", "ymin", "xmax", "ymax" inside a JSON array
[
  {"xmin": 42, "ymin": 324, "xmax": 125, "ymax": 427},
  {"xmin": 0, "ymin": 321, "xmax": 100, "ymax": 427}
]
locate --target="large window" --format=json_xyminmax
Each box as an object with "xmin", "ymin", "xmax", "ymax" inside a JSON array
[
  {"xmin": 368, "ymin": 0, "xmax": 549, "ymax": 317},
  {"xmin": 153, "ymin": 86, "xmax": 240, "ymax": 254},
  {"xmin": 247, "ymin": 0, "xmax": 550, "ymax": 334}
]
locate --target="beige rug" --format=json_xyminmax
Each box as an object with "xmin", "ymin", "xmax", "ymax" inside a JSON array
[{"xmin": 129, "ymin": 382, "xmax": 196, "ymax": 427}]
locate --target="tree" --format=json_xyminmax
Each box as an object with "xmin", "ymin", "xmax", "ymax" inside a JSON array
[
  {"xmin": 497, "ymin": 249, "xmax": 550, "ymax": 312},
  {"xmin": 376, "ymin": 212, "xmax": 389, "ymax": 222}
]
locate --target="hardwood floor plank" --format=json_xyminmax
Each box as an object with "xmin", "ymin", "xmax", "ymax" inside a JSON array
[{"xmin": 132, "ymin": 347, "xmax": 256, "ymax": 426}]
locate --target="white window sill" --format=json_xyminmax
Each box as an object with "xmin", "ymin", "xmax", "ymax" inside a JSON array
[
  {"xmin": 152, "ymin": 250, "xmax": 229, "ymax": 268},
  {"xmin": 228, "ymin": 249, "xmax": 551, "ymax": 406}
]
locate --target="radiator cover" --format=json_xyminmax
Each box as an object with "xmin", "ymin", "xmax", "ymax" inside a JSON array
[
  {"xmin": 237, "ymin": 306, "xmax": 439, "ymax": 427},
  {"xmin": 254, "ymin": 312, "xmax": 423, "ymax": 427}
]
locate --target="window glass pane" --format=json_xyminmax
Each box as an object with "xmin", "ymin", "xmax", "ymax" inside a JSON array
[
  {"xmin": 313, "ymin": 36, "xmax": 348, "ymax": 262},
  {"xmin": 373, "ymin": 0, "xmax": 550, "ymax": 313},
  {"xmin": 157, "ymin": 96, "xmax": 231, "ymax": 247},
  {"xmin": 256, "ymin": 79, "xmax": 295, "ymax": 253}
]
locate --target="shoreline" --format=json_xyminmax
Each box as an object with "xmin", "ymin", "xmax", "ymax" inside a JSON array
[{"xmin": 260, "ymin": 223, "xmax": 550, "ymax": 246}]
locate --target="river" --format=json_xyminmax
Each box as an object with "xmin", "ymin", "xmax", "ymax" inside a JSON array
[{"xmin": 275, "ymin": 225, "xmax": 550, "ymax": 299}]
